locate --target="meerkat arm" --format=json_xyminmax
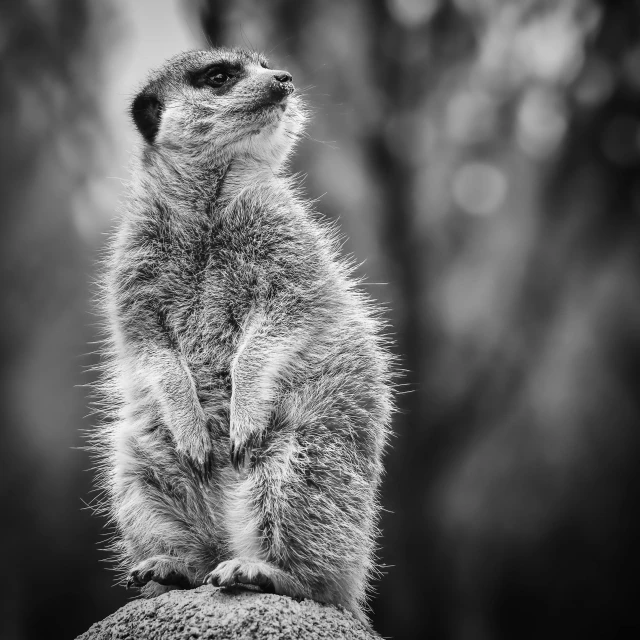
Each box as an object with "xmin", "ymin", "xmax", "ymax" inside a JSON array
[
  {"xmin": 229, "ymin": 311, "xmax": 299, "ymax": 469},
  {"xmin": 136, "ymin": 342, "xmax": 211, "ymax": 466}
]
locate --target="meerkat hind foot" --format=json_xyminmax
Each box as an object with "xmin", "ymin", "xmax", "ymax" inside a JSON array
[
  {"xmin": 127, "ymin": 555, "xmax": 191, "ymax": 590},
  {"xmin": 205, "ymin": 557, "xmax": 297, "ymax": 594}
]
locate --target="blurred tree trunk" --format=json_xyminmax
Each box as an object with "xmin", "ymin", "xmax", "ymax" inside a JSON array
[
  {"xmin": 0, "ymin": 2, "xmax": 125, "ymax": 639},
  {"xmin": 422, "ymin": 3, "xmax": 640, "ymax": 638},
  {"xmin": 193, "ymin": 1, "xmax": 640, "ymax": 638}
]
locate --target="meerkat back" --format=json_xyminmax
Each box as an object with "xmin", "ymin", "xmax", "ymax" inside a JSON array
[{"xmin": 92, "ymin": 47, "xmax": 394, "ymax": 624}]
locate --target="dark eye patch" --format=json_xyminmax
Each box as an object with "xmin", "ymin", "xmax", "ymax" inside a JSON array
[{"xmin": 189, "ymin": 61, "xmax": 243, "ymax": 89}]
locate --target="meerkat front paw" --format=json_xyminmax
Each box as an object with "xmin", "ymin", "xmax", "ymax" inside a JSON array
[
  {"xmin": 127, "ymin": 555, "xmax": 192, "ymax": 589},
  {"xmin": 204, "ymin": 557, "xmax": 275, "ymax": 593},
  {"xmin": 175, "ymin": 418, "xmax": 215, "ymax": 479},
  {"xmin": 176, "ymin": 429, "xmax": 212, "ymax": 465},
  {"xmin": 229, "ymin": 405, "xmax": 265, "ymax": 471}
]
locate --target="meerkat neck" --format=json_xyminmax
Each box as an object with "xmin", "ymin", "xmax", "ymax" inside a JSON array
[
  {"xmin": 131, "ymin": 147, "xmax": 285, "ymax": 224},
  {"xmin": 136, "ymin": 147, "xmax": 231, "ymax": 210},
  {"xmin": 221, "ymin": 157, "xmax": 282, "ymax": 201}
]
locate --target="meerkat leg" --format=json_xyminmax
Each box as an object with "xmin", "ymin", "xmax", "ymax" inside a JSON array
[
  {"xmin": 204, "ymin": 430, "xmax": 372, "ymax": 623},
  {"xmin": 203, "ymin": 469, "xmax": 309, "ymax": 597},
  {"xmin": 113, "ymin": 424, "xmax": 219, "ymax": 594},
  {"xmin": 218, "ymin": 315, "xmax": 318, "ymax": 599},
  {"xmin": 245, "ymin": 395, "xmax": 377, "ymax": 624},
  {"xmin": 118, "ymin": 488, "xmax": 198, "ymax": 593}
]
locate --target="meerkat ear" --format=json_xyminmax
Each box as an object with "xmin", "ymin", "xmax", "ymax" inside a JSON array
[{"xmin": 131, "ymin": 92, "xmax": 163, "ymax": 144}]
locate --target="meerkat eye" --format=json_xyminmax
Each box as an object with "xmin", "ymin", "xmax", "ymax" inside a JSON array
[
  {"xmin": 190, "ymin": 62, "xmax": 241, "ymax": 89},
  {"xmin": 207, "ymin": 71, "xmax": 229, "ymax": 87},
  {"xmin": 260, "ymin": 61, "xmax": 269, "ymax": 69}
]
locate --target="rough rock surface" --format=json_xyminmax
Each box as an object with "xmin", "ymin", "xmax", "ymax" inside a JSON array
[{"xmin": 77, "ymin": 585, "xmax": 380, "ymax": 639}]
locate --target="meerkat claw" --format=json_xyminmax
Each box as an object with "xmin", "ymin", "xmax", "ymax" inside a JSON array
[
  {"xmin": 230, "ymin": 433, "xmax": 263, "ymax": 471},
  {"xmin": 126, "ymin": 568, "xmax": 151, "ymax": 588},
  {"xmin": 230, "ymin": 438, "xmax": 251, "ymax": 471},
  {"xmin": 229, "ymin": 442, "xmax": 241, "ymax": 470},
  {"xmin": 205, "ymin": 573, "xmax": 220, "ymax": 587}
]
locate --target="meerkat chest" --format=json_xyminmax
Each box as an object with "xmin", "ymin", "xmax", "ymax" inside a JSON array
[{"xmin": 129, "ymin": 207, "xmax": 290, "ymax": 345}]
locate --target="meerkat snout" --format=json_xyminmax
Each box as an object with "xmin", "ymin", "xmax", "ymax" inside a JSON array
[
  {"xmin": 250, "ymin": 68, "xmax": 294, "ymax": 109},
  {"xmin": 267, "ymin": 70, "xmax": 294, "ymax": 102}
]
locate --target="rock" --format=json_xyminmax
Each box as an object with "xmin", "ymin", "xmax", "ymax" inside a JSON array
[{"xmin": 77, "ymin": 585, "xmax": 380, "ymax": 639}]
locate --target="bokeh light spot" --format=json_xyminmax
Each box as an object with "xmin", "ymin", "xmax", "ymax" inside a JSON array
[
  {"xmin": 517, "ymin": 87, "xmax": 567, "ymax": 159},
  {"xmin": 516, "ymin": 12, "xmax": 585, "ymax": 84},
  {"xmin": 452, "ymin": 162, "xmax": 507, "ymax": 216},
  {"xmin": 386, "ymin": 0, "xmax": 440, "ymax": 28}
]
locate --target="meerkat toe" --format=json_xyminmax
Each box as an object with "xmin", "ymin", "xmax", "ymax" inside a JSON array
[
  {"xmin": 230, "ymin": 433, "xmax": 263, "ymax": 471},
  {"xmin": 128, "ymin": 556, "xmax": 191, "ymax": 590},
  {"xmin": 207, "ymin": 558, "xmax": 277, "ymax": 593},
  {"xmin": 236, "ymin": 567, "xmax": 275, "ymax": 593},
  {"xmin": 127, "ymin": 566, "xmax": 154, "ymax": 588},
  {"xmin": 229, "ymin": 441, "xmax": 245, "ymax": 471},
  {"xmin": 206, "ymin": 559, "xmax": 238, "ymax": 587},
  {"xmin": 204, "ymin": 569, "xmax": 224, "ymax": 587}
]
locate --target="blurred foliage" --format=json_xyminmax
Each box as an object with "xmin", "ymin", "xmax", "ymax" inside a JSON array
[
  {"xmin": 0, "ymin": 2, "xmax": 127, "ymax": 639},
  {"xmin": 3, "ymin": 0, "xmax": 640, "ymax": 639}
]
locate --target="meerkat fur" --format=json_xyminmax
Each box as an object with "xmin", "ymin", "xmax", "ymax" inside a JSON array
[{"xmin": 89, "ymin": 47, "xmax": 394, "ymax": 624}]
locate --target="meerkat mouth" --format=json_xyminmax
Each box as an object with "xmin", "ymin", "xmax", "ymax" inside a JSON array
[{"xmin": 246, "ymin": 99, "xmax": 289, "ymax": 119}]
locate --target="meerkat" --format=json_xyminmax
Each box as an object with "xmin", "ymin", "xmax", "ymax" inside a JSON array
[{"xmin": 92, "ymin": 47, "xmax": 394, "ymax": 624}]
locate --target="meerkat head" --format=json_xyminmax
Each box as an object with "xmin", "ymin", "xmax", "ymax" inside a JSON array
[{"xmin": 130, "ymin": 48, "xmax": 306, "ymax": 170}]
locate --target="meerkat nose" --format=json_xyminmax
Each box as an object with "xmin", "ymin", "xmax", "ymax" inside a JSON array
[
  {"xmin": 269, "ymin": 71, "xmax": 294, "ymax": 101},
  {"xmin": 274, "ymin": 71, "xmax": 293, "ymax": 84}
]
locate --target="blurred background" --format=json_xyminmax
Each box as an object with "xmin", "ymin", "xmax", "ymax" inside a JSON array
[{"xmin": 2, "ymin": 0, "xmax": 640, "ymax": 638}]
